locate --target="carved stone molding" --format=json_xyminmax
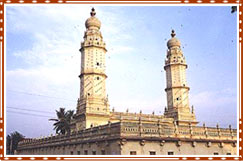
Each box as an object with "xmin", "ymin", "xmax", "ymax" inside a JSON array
[
  {"xmin": 219, "ymin": 142, "xmax": 224, "ymax": 148},
  {"xmin": 176, "ymin": 140, "xmax": 182, "ymax": 147},
  {"xmin": 120, "ymin": 139, "xmax": 127, "ymax": 146},
  {"xmin": 160, "ymin": 140, "xmax": 165, "ymax": 146},
  {"xmin": 140, "ymin": 140, "xmax": 146, "ymax": 146},
  {"xmin": 105, "ymin": 141, "xmax": 109, "ymax": 146},
  {"xmin": 207, "ymin": 142, "xmax": 212, "ymax": 147},
  {"xmin": 86, "ymin": 142, "xmax": 91, "ymax": 148}
]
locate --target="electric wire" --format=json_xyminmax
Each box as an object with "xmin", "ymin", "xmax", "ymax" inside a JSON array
[
  {"xmin": 7, "ymin": 110, "xmax": 53, "ymax": 118},
  {"xmin": 7, "ymin": 90, "xmax": 76, "ymax": 102},
  {"xmin": 7, "ymin": 106, "xmax": 54, "ymax": 114}
]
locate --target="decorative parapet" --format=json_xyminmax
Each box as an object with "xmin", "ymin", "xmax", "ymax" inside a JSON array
[
  {"xmin": 110, "ymin": 111, "xmax": 167, "ymax": 120},
  {"xmin": 18, "ymin": 122, "xmax": 121, "ymax": 150},
  {"xmin": 18, "ymin": 121, "xmax": 237, "ymax": 151},
  {"xmin": 120, "ymin": 122, "xmax": 237, "ymax": 141}
]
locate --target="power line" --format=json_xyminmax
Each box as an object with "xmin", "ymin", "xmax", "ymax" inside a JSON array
[
  {"xmin": 7, "ymin": 106, "xmax": 54, "ymax": 114},
  {"xmin": 7, "ymin": 110, "xmax": 53, "ymax": 118},
  {"xmin": 7, "ymin": 90, "xmax": 76, "ymax": 102}
]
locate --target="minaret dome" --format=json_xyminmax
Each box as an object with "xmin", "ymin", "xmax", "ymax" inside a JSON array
[
  {"xmin": 167, "ymin": 30, "xmax": 181, "ymax": 49},
  {"xmin": 85, "ymin": 8, "xmax": 101, "ymax": 29}
]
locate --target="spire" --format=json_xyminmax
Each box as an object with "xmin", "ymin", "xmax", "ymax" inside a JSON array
[
  {"xmin": 85, "ymin": 7, "xmax": 101, "ymax": 29},
  {"xmin": 171, "ymin": 29, "xmax": 176, "ymax": 38},
  {"xmin": 167, "ymin": 29, "xmax": 180, "ymax": 48},
  {"xmin": 90, "ymin": 7, "xmax": 96, "ymax": 17}
]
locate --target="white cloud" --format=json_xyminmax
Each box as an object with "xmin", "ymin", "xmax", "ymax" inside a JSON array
[
  {"xmin": 110, "ymin": 96, "xmax": 166, "ymax": 114},
  {"xmin": 191, "ymin": 89, "xmax": 236, "ymax": 108},
  {"xmin": 108, "ymin": 45, "xmax": 135, "ymax": 55},
  {"xmin": 190, "ymin": 89, "xmax": 237, "ymax": 128}
]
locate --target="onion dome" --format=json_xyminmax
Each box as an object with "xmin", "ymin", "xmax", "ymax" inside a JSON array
[
  {"xmin": 85, "ymin": 8, "xmax": 101, "ymax": 29},
  {"xmin": 167, "ymin": 30, "xmax": 181, "ymax": 48}
]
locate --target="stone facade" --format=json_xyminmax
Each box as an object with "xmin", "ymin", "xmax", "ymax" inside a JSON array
[
  {"xmin": 16, "ymin": 8, "xmax": 237, "ymax": 155},
  {"xmin": 17, "ymin": 121, "xmax": 237, "ymax": 155}
]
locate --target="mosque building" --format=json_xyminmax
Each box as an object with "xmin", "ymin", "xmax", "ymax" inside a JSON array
[{"xmin": 17, "ymin": 8, "xmax": 237, "ymax": 155}]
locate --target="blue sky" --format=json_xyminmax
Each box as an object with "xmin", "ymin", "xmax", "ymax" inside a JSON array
[{"xmin": 5, "ymin": 5, "xmax": 238, "ymax": 138}]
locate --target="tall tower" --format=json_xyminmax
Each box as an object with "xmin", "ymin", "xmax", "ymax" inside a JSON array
[
  {"xmin": 75, "ymin": 8, "xmax": 110, "ymax": 130},
  {"xmin": 164, "ymin": 30, "xmax": 197, "ymax": 126}
]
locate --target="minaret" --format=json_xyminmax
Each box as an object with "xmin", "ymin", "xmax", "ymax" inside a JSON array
[
  {"xmin": 164, "ymin": 30, "xmax": 197, "ymax": 126},
  {"xmin": 75, "ymin": 8, "xmax": 110, "ymax": 130}
]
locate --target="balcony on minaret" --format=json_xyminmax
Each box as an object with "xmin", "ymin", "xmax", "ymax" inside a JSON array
[
  {"xmin": 80, "ymin": 41, "xmax": 106, "ymax": 51},
  {"xmin": 164, "ymin": 49, "xmax": 187, "ymax": 68},
  {"xmin": 81, "ymin": 41, "xmax": 105, "ymax": 48}
]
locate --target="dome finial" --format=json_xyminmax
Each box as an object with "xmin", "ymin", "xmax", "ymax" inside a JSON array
[
  {"xmin": 90, "ymin": 7, "xmax": 96, "ymax": 17},
  {"xmin": 167, "ymin": 30, "xmax": 181, "ymax": 48},
  {"xmin": 171, "ymin": 29, "xmax": 176, "ymax": 38}
]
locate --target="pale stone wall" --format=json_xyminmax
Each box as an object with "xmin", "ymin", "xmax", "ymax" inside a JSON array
[
  {"xmin": 18, "ymin": 139, "xmax": 236, "ymax": 156},
  {"xmin": 121, "ymin": 140, "xmax": 236, "ymax": 155},
  {"xmin": 17, "ymin": 141, "xmax": 121, "ymax": 155}
]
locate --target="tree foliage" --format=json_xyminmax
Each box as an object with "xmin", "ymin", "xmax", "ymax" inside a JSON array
[
  {"xmin": 49, "ymin": 108, "xmax": 74, "ymax": 135},
  {"xmin": 6, "ymin": 131, "xmax": 25, "ymax": 155}
]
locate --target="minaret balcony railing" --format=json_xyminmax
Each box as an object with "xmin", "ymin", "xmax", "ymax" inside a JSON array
[
  {"xmin": 164, "ymin": 62, "xmax": 188, "ymax": 69},
  {"xmin": 165, "ymin": 86, "xmax": 190, "ymax": 92},
  {"xmin": 80, "ymin": 41, "xmax": 106, "ymax": 50},
  {"xmin": 79, "ymin": 69, "xmax": 107, "ymax": 78}
]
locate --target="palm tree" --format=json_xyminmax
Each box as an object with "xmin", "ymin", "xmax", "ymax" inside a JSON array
[
  {"xmin": 6, "ymin": 131, "xmax": 25, "ymax": 154},
  {"xmin": 49, "ymin": 108, "xmax": 74, "ymax": 135}
]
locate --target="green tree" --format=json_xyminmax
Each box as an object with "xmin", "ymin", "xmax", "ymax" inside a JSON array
[
  {"xmin": 6, "ymin": 135, "xmax": 11, "ymax": 154},
  {"xmin": 49, "ymin": 108, "xmax": 74, "ymax": 135},
  {"xmin": 6, "ymin": 131, "xmax": 25, "ymax": 154}
]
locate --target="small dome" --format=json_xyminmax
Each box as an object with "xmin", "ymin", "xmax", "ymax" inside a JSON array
[
  {"xmin": 167, "ymin": 30, "xmax": 181, "ymax": 48},
  {"xmin": 85, "ymin": 17, "xmax": 101, "ymax": 29},
  {"xmin": 85, "ymin": 8, "xmax": 101, "ymax": 29}
]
